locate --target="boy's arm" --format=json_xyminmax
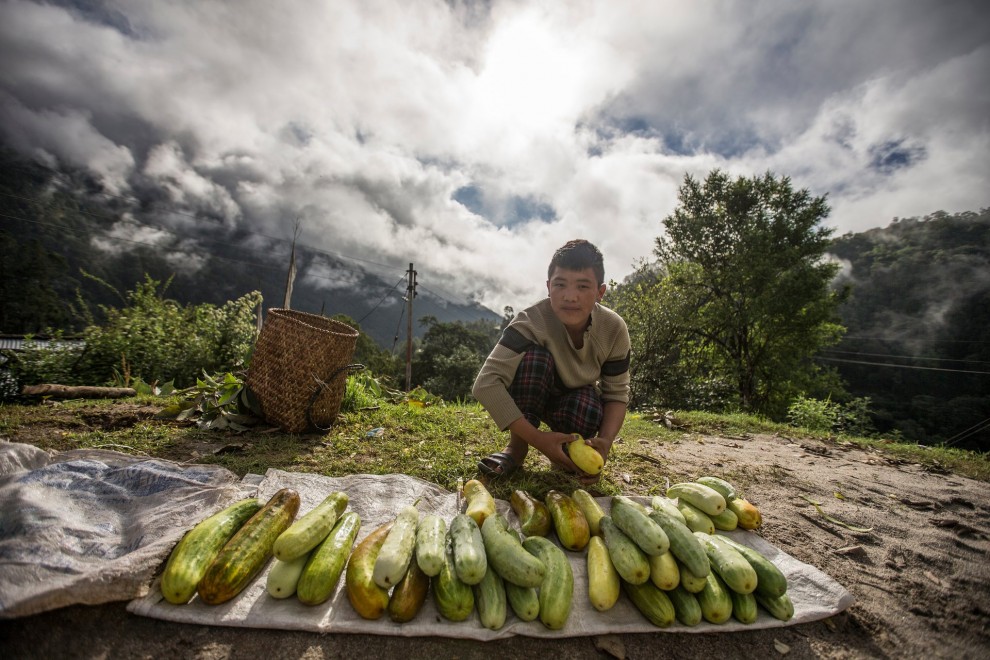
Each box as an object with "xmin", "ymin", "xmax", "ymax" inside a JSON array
[{"xmin": 587, "ymin": 400, "xmax": 626, "ymax": 460}]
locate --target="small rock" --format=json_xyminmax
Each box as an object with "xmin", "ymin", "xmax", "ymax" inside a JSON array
[{"xmin": 594, "ymin": 635, "xmax": 626, "ymax": 659}]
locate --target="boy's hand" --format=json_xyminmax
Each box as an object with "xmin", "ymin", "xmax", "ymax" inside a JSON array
[
  {"xmin": 574, "ymin": 436, "xmax": 612, "ymax": 485},
  {"xmin": 584, "ymin": 436, "xmax": 613, "ymax": 464},
  {"xmin": 531, "ymin": 430, "xmax": 582, "ymax": 474}
]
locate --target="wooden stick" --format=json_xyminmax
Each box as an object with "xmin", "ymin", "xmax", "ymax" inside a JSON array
[{"xmin": 21, "ymin": 384, "xmax": 136, "ymax": 399}]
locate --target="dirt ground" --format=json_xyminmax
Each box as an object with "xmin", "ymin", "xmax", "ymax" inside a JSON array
[{"xmin": 2, "ymin": 421, "xmax": 989, "ymax": 659}]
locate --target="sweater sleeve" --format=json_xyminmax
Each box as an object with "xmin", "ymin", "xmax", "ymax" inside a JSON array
[
  {"xmin": 596, "ymin": 309, "xmax": 632, "ymax": 405},
  {"xmin": 471, "ymin": 325, "xmax": 534, "ymax": 430}
]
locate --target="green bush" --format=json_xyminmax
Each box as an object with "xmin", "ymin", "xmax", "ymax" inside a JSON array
[
  {"xmin": 6, "ymin": 276, "xmax": 262, "ymax": 391},
  {"xmin": 787, "ymin": 395, "xmax": 839, "ymax": 432},
  {"xmin": 787, "ymin": 394, "xmax": 875, "ymax": 436}
]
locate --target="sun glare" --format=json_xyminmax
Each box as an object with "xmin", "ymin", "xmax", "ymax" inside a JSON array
[{"xmin": 474, "ymin": 12, "xmax": 587, "ymax": 133}]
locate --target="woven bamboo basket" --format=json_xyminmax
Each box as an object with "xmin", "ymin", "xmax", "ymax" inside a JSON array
[{"xmin": 246, "ymin": 309, "xmax": 362, "ymax": 433}]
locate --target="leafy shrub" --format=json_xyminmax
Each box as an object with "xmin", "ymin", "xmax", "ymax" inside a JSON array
[
  {"xmin": 73, "ymin": 276, "xmax": 262, "ymax": 387},
  {"xmin": 787, "ymin": 394, "xmax": 875, "ymax": 436},
  {"xmin": 787, "ymin": 395, "xmax": 839, "ymax": 432},
  {"xmin": 6, "ymin": 276, "xmax": 262, "ymax": 391}
]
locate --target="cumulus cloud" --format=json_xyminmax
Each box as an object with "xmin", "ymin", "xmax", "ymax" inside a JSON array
[{"xmin": 0, "ymin": 0, "xmax": 986, "ymax": 313}]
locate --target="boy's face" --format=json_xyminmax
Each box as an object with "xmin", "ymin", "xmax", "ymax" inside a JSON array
[{"xmin": 547, "ymin": 266, "xmax": 607, "ymax": 332}]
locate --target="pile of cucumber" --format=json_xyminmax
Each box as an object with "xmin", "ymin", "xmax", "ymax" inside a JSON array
[{"xmin": 159, "ymin": 475, "xmax": 790, "ymax": 630}]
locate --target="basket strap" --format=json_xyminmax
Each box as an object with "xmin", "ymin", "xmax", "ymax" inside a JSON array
[{"xmin": 305, "ymin": 363, "xmax": 366, "ymax": 432}]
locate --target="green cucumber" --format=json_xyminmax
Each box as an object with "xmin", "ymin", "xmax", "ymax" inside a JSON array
[
  {"xmin": 480, "ymin": 514, "xmax": 546, "ymax": 588},
  {"xmin": 433, "ymin": 534, "xmax": 474, "ymax": 621},
  {"xmin": 694, "ymin": 532, "xmax": 758, "ymax": 595},
  {"xmin": 473, "ymin": 568, "xmax": 507, "ymax": 630},
  {"xmin": 523, "ymin": 536, "xmax": 573, "ymax": 630},
  {"xmin": 667, "ymin": 584, "xmax": 703, "ymax": 626},
  {"xmin": 647, "ymin": 506, "xmax": 710, "ymax": 579},
  {"xmin": 668, "ymin": 482, "xmax": 727, "ymax": 517},
  {"xmin": 622, "ymin": 579, "xmax": 676, "ymax": 627},
  {"xmin": 296, "ymin": 511, "xmax": 361, "ymax": 605},
  {"xmin": 610, "ymin": 496, "xmax": 669, "ymax": 556},
  {"xmin": 719, "ymin": 535, "xmax": 788, "ymax": 598},
  {"xmin": 159, "ymin": 498, "xmax": 261, "ymax": 605},
  {"xmin": 414, "ymin": 514, "xmax": 446, "ymax": 577},
  {"xmin": 450, "ymin": 513, "xmax": 486, "ymax": 586},
  {"xmin": 600, "ymin": 515, "xmax": 650, "ymax": 585},
  {"xmin": 756, "ymin": 590, "xmax": 795, "ymax": 621},
  {"xmin": 697, "ymin": 571, "xmax": 733, "ymax": 624},
  {"xmin": 273, "ymin": 491, "xmax": 348, "ymax": 561},
  {"xmin": 505, "ymin": 581, "xmax": 540, "ymax": 621},
  {"xmin": 731, "ymin": 589, "xmax": 759, "ymax": 624},
  {"xmin": 696, "ymin": 476, "xmax": 737, "ymax": 502},
  {"xmin": 198, "ymin": 489, "xmax": 301, "ymax": 605}
]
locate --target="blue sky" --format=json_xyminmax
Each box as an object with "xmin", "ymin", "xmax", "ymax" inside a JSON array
[{"xmin": 1, "ymin": 0, "xmax": 987, "ymax": 313}]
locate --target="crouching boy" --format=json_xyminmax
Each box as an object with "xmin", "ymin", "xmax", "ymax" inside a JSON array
[{"xmin": 472, "ymin": 239, "xmax": 631, "ymax": 484}]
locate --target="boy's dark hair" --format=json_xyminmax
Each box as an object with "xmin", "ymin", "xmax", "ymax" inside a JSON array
[{"xmin": 548, "ymin": 239, "xmax": 605, "ymax": 285}]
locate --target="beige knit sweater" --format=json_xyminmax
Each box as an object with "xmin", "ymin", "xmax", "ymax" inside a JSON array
[{"xmin": 471, "ymin": 298, "xmax": 631, "ymax": 430}]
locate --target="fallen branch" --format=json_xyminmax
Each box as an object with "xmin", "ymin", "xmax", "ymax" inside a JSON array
[
  {"xmin": 22, "ymin": 384, "xmax": 137, "ymax": 399},
  {"xmin": 800, "ymin": 494, "xmax": 875, "ymax": 533}
]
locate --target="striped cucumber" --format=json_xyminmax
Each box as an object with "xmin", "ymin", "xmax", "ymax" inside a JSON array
[
  {"xmin": 160, "ymin": 498, "xmax": 261, "ymax": 605},
  {"xmin": 197, "ymin": 489, "xmax": 300, "ymax": 605}
]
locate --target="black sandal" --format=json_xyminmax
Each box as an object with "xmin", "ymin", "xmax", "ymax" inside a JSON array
[{"xmin": 478, "ymin": 451, "xmax": 520, "ymax": 478}]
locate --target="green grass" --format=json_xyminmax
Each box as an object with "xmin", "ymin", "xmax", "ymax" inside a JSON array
[{"xmin": 1, "ymin": 397, "xmax": 987, "ymax": 498}]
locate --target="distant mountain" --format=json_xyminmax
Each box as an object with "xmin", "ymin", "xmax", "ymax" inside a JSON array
[
  {"xmin": 0, "ymin": 148, "xmax": 500, "ymax": 347},
  {"xmin": 826, "ymin": 209, "xmax": 990, "ymax": 450}
]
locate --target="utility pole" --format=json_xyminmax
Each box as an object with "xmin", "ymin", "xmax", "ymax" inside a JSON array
[{"xmin": 405, "ymin": 263, "xmax": 417, "ymax": 391}]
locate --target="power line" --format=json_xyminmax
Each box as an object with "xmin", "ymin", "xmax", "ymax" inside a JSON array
[
  {"xmin": 942, "ymin": 417, "xmax": 990, "ymax": 448},
  {"xmin": 815, "ymin": 355, "xmax": 990, "ymax": 375},
  {"xmin": 822, "ymin": 349, "xmax": 990, "ymax": 366},
  {"xmin": 842, "ymin": 335, "xmax": 989, "ymax": 345},
  {"xmin": 356, "ymin": 277, "xmax": 406, "ymax": 325}
]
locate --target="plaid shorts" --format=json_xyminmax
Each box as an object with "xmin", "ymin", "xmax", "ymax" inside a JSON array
[{"xmin": 508, "ymin": 345, "xmax": 603, "ymax": 437}]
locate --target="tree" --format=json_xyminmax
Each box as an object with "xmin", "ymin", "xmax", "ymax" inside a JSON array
[
  {"xmin": 607, "ymin": 263, "xmax": 735, "ymax": 411},
  {"xmin": 412, "ymin": 317, "xmax": 500, "ymax": 401},
  {"xmin": 654, "ymin": 170, "xmax": 846, "ymax": 416}
]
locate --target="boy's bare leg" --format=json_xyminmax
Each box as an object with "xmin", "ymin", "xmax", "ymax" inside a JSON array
[{"xmin": 502, "ymin": 431, "xmax": 530, "ymax": 466}]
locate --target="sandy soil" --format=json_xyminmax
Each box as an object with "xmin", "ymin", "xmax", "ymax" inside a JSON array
[{"xmin": 2, "ymin": 430, "xmax": 989, "ymax": 659}]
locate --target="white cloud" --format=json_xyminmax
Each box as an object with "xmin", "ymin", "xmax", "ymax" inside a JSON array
[{"xmin": 0, "ymin": 0, "xmax": 986, "ymax": 314}]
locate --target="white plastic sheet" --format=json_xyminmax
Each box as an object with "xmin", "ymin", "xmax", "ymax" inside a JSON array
[
  {"xmin": 0, "ymin": 442, "xmax": 249, "ymax": 619},
  {"xmin": 128, "ymin": 468, "xmax": 854, "ymax": 639}
]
